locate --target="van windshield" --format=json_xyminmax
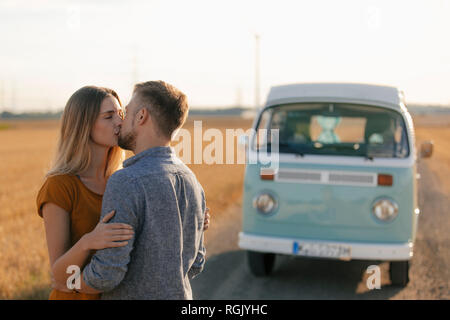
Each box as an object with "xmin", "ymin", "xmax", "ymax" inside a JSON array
[{"xmin": 254, "ymin": 103, "xmax": 410, "ymax": 158}]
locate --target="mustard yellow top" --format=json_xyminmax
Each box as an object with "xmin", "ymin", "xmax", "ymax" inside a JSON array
[{"xmin": 36, "ymin": 174, "xmax": 102, "ymax": 300}]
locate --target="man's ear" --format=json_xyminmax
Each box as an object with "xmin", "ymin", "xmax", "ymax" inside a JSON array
[{"xmin": 135, "ymin": 107, "xmax": 149, "ymax": 126}]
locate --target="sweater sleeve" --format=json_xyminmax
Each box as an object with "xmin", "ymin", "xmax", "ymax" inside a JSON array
[
  {"xmin": 188, "ymin": 186, "xmax": 207, "ymax": 279},
  {"xmin": 82, "ymin": 171, "xmax": 139, "ymax": 292}
]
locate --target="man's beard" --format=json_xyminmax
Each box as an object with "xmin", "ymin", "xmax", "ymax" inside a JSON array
[{"xmin": 118, "ymin": 128, "xmax": 137, "ymax": 151}]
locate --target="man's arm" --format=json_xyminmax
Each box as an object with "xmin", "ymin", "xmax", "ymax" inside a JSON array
[
  {"xmin": 78, "ymin": 272, "xmax": 102, "ymax": 294},
  {"xmin": 188, "ymin": 187, "xmax": 207, "ymax": 279},
  {"xmin": 79, "ymin": 172, "xmax": 140, "ymax": 293},
  {"xmin": 188, "ymin": 233, "xmax": 206, "ymax": 279}
]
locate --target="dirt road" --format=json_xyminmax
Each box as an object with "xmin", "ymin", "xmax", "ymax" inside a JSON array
[{"xmin": 191, "ymin": 121, "xmax": 450, "ymax": 300}]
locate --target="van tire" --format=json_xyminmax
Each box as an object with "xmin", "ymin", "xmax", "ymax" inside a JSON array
[
  {"xmin": 247, "ymin": 251, "xmax": 276, "ymax": 277},
  {"xmin": 389, "ymin": 261, "xmax": 410, "ymax": 287}
]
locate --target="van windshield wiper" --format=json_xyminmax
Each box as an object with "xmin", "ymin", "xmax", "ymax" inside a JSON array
[
  {"xmin": 264, "ymin": 142, "xmax": 305, "ymax": 157},
  {"xmin": 277, "ymin": 142, "xmax": 305, "ymax": 157},
  {"xmin": 316, "ymin": 143, "xmax": 374, "ymax": 160},
  {"xmin": 317, "ymin": 143, "xmax": 356, "ymax": 151}
]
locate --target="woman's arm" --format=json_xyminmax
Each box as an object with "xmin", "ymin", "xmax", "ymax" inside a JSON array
[
  {"xmin": 42, "ymin": 203, "xmax": 90, "ymax": 292},
  {"xmin": 42, "ymin": 203, "xmax": 134, "ymax": 293}
]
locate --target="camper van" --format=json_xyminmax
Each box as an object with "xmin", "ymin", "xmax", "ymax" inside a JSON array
[{"xmin": 238, "ymin": 83, "xmax": 433, "ymax": 286}]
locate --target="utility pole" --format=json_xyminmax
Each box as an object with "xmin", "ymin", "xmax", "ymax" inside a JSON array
[
  {"xmin": 0, "ymin": 80, "xmax": 4, "ymax": 112},
  {"xmin": 235, "ymin": 86, "xmax": 242, "ymax": 108},
  {"xmin": 132, "ymin": 45, "xmax": 139, "ymax": 86},
  {"xmin": 11, "ymin": 79, "xmax": 16, "ymax": 111},
  {"xmin": 254, "ymin": 34, "xmax": 260, "ymax": 109}
]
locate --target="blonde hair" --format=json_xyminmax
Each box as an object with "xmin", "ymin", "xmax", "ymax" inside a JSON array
[{"xmin": 47, "ymin": 86, "xmax": 125, "ymax": 179}]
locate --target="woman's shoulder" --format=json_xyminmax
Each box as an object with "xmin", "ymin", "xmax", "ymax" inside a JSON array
[
  {"xmin": 41, "ymin": 174, "xmax": 78, "ymax": 188},
  {"xmin": 36, "ymin": 174, "xmax": 78, "ymax": 217},
  {"xmin": 37, "ymin": 174, "xmax": 81, "ymax": 203}
]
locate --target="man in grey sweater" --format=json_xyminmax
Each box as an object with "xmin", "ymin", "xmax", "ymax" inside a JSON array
[{"xmin": 78, "ymin": 81, "xmax": 206, "ymax": 299}]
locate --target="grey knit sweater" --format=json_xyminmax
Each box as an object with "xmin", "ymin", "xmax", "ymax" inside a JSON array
[{"xmin": 83, "ymin": 146, "xmax": 206, "ymax": 299}]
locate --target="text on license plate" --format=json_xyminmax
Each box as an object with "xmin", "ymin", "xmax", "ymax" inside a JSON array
[{"xmin": 292, "ymin": 241, "xmax": 351, "ymax": 260}]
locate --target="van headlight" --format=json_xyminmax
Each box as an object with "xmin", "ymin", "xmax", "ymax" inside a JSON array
[
  {"xmin": 372, "ymin": 198, "xmax": 399, "ymax": 222},
  {"xmin": 253, "ymin": 193, "xmax": 278, "ymax": 215}
]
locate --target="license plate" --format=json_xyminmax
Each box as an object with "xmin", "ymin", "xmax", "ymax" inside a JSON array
[{"xmin": 292, "ymin": 241, "xmax": 351, "ymax": 260}]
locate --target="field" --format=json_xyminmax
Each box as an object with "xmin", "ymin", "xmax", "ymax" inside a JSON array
[{"xmin": 0, "ymin": 114, "xmax": 449, "ymax": 299}]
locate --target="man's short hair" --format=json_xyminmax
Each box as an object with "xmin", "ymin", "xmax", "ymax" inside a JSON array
[{"xmin": 133, "ymin": 80, "xmax": 189, "ymax": 139}]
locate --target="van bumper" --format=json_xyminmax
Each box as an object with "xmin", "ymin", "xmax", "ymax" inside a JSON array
[{"xmin": 238, "ymin": 232, "xmax": 413, "ymax": 261}]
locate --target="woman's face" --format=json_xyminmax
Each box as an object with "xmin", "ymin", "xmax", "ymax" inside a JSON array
[{"xmin": 90, "ymin": 95, "xmax": 124, "ymax": 148}]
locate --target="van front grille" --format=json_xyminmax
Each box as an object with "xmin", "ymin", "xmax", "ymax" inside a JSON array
[
  {"xmin": 277, "ymin": 171, "xmax": 322, "ymax": 182},
  {"xmin": 273, "ymin": 169, "xmax": 377, "ymax": 187},
  {"xmin": 328, "ymin": 173, "xmax": 374, "ymax": 184}
]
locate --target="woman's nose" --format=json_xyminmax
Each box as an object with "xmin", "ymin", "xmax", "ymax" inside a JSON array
[{"xmin": 114, "ymin": 114, "xmax": 123, "ymax": 125}]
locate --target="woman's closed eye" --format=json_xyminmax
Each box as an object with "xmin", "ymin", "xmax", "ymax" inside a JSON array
[{"xmin": 102, "ymin": 109, "xmax": 123, "ymax": 120}]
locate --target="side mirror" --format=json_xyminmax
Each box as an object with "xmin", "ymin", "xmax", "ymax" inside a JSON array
[{"xmin": 420, "ymin": 141, "xmax": 433, "ymax": 158}]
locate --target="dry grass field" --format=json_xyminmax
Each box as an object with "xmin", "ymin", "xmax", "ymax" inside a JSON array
[
  {"xmin": 413, "ymin": 115, "xmax": 450, "ymax": 196},
  {"xmin": 0, "ymin": 113, "xmax": 448, "ymax": 299}
]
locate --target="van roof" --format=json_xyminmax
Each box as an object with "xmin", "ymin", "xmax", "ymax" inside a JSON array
[{"xmin": 265, "ymin": 83, "xmax": 405, "ymax": 111}]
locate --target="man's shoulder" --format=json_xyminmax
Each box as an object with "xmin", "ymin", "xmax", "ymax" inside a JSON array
[
  {"xmin": 107, "ymin": 162, "xmax": 167, "ymax": 188},
  {"xmin": 171, "ymin": 164, "xmax": 205, "ymax": 196},
  {"xmin": 166, "ymin": 156, "xmax": 197, "ymax": 178},
  {"xmin": 107, "ymin": 167, "xmax": 139, "ymax": 187},
  {"xmin": 108, "ymin": 158, "xmax": 202, "ymax": 190}
]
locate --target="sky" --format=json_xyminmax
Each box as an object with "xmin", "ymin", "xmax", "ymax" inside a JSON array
[{"xmin": 0, "ymin": 0, "xmax": 449, "ymax": 112}]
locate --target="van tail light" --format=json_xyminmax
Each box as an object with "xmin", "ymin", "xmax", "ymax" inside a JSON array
[
  {"xmin": 378, "ymin": 174, "xmax": 393, "ymax": 186},
  {"xmin": 260, "ymin": 169, "xmax": 276, "ymax": 181}
]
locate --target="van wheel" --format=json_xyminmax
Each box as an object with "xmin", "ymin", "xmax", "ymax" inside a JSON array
[
  {"xmin": 389, "ymin": 261, "xmax": 410, "ymax": 287},
  {"xmin": 247, "ymin": 251, "xmax": 276, "ymax": 277}
]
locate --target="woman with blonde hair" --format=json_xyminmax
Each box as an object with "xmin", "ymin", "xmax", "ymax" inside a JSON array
[{"xmin": 36, "ymin": 86, "xmax": 209, "ymax": 300}]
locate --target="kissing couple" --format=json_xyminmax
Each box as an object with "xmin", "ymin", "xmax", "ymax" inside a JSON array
[{"xmin": 37, "ymin": 80, "xmax": 210, "ymax": 299}]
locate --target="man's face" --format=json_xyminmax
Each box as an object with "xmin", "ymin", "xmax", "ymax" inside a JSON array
[{"xmin": 118, "ymin": 92, "xmax": 140, "ymax": 151}]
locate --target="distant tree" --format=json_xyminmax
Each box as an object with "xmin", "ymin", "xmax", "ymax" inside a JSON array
[{"xmin": 0, "ymin": 110, "xmax": 63, "ymax": 119}]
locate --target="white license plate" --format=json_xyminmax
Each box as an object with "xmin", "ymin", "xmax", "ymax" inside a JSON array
[{"xmin": 292, "ymin": 241, "xmax": 351, "ymax": 260}]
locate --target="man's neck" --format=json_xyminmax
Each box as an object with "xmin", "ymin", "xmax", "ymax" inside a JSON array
[{"xmin": 133, "ymin": 137, "xmax": 170, "ymax": 155}]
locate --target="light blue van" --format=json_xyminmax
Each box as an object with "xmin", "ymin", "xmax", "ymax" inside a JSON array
[{"xmin": 238, "ymin": 83, "xmax": 433, "ymax": 286}]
